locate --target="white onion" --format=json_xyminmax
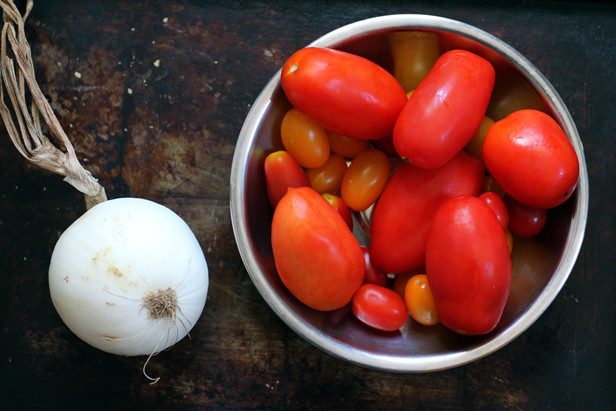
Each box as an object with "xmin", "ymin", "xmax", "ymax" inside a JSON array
[{"xmin": 48, "ymin": 197, "xmax": 209, "ymax": 358}]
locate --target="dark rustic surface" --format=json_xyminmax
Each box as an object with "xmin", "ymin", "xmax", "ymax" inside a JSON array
[{"xmin": 1, "ymin": 0, "xmax": 614, "ymax": 409}]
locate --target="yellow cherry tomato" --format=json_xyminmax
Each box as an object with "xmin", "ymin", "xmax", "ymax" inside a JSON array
[{"xmin": 464, "ymin": 115, "xmax": 495, "ymax": 165}]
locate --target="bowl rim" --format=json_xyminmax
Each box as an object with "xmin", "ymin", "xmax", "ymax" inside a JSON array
[{"xmin": 230, "ymin": 14, "xmax": 589, "ymax": 372}]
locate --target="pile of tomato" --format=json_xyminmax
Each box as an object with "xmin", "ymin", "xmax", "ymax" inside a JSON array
[{"xmin": 264, "ymin": 31, "xmax": 579, "ymax": 336}]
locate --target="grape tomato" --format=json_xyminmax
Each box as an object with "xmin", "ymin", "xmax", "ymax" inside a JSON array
[
  {"xmin": 404, "ymin": 274, "xmax": 439, "ymax": 326},
  {"xmin": 352, "ymin": 284, "xmax": 408, "ymax": 332},
  {"xmin": 280, "ymin": 108, "xmax": 330, "ymax": 168},
  {"xmin": 306, "ymin": 154, "xmax": 347, "ymax": 194},
  {"xmin": 328, "ymin": 131, "xmax": 370, "ymax": 159},
  {"xmin": 341, "ymin": 149, "xmax": 391, "ymax": 211}
]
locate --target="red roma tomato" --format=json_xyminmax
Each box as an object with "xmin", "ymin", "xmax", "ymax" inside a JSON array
[
  {"xmin": 264, "ymin": 150, "xmax": 310, "ymax": 208},
  {"xmin": 393, "ymin": 49, "xmax": 495, "ymax": 169},
  {"xmin": 352, "ymin": 284, "xmax": 408, "ymax": 332},
  {"xmin": 305, "ymin": 154, "xmax": 347, "ymax": 194},
  {"xmin": 479, "ymin": 191, "xmax": 509, "ymax": 230},
  {"xmin": 280, "ymin": 108, "xmax": 330, "ymax": 168},
  {"xmin": 341, "ymin": 149, "xmax": 391, "ymax": 211},
  {"xmin": 404, "ymin": 274, "xmax": 439, "ymax": 326},
  {"xmin": 426, "ymin": 195, "xmax": 512, "ymax": 335},
  {"xmin": 483, "ymin": 109, "xmax": 579, "ymax": 209},
  {"xmin": 322, "ymin": 193, "xmax": 353, "ymax": 231},
  {"xmin": 370, "ymin": 151, "xmax": 484, "ymax": 274},
  {"xmin": 281, "ymin": 47, "xmax": 407, "ymax": 140},
  {"xmin": 272, "ymin": 187, "xmax": 364, "ymax": 311},
  {"xmin": 361, "ymin": 246, "xmax": 388, "ymax": 287},
  {"xmin": 328, "ymin": 131, "xmax": 370, "ymax": 159},
  {"xmin": 504, "ymin": 194, "xmax": 547, "ymax": 238}
]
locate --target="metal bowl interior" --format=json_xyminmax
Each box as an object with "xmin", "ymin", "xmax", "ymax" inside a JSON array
[{"xmin": 230, "ymin": 14, "xmax": 588, "ymax": 372}]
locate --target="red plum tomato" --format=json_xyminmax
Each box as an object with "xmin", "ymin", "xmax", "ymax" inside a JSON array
[
  {"xmin": 426, "ymin": 195, "xmax": 512, "ymax": 335},
  {"xmin": 504, "ymin": 194, "xmax": 547, "ymax": 238},
  {"xmin": 393, "ymin": 49, "xmax": 495, "ymax": 169},
  {"xmin": 322, "ymin": 193, "xmax": 354, "ymax": 232},
  {"xmin": 281, "ymin": 47, "xmax": 407, "ymax": 140},
  {"xmin": 370, "ymin": 150, "xmax": 484, "ymax": 274},
  {"xmin": 361, "ymin": 247, "xmax": 388, "ymax": 287},
  {"xmin": 264, "ymin": 150, "xmax": 310, "ymax": 208},
  {"xmin": 482, "ymin": 109, "xmax": 579, "ymax": 209},
  {"xmin": 272, "ymin": 187, "xmax": 365, "ymax": 311},
  {"xmin": 280, "ymin": 108, "xmax": 330, "ymax": 168},
  {"xmin": 341, "ymin": 149, "xmax": 391, "ymax": 211},
  {"xmin": 352, "ymin": 284, "xmax": 408, "ymax": 332}
]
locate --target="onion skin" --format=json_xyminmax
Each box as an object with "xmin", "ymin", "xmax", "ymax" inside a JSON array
[{"xmin": 48, "ymin": 198, "xmax": 209, "ymax": 356}]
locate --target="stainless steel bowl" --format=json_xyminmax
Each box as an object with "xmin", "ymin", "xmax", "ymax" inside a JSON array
[{"xmin": 230, "ymin": 14, "xmax": 588, "ymax": 372}]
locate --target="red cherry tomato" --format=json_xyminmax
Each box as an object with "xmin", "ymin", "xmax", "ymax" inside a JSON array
[
  {"xmin": 361, "ymin": 246, "xmax": 388, "ymax": 287},
  {"xmin": 281, "ymin": 47, "xmax": 407, "ymax": 140},
  {"xmin": 264, "ymin": 150, "xmax": 310, "ymax": 208},
  {"xmin": 340, "ymin": 149, "xmax": 391, "ymax": 211},
  {"xmin": 426, "ymin": 195, "xmax": 512, "ymax": 335},
  {"xmin": 504, "ymin": 194, "xmax": 547, "ymax": 238},
  {"xmin": 328, "ymin": 131, "xmax": 370, "ymax": 159},
  {"xmin": 483, "ymin": 109, "xmax": 579, "ymax": 209},
  {"xmin": 322, "ymin": 193, "xmax": 353, "ymax": 232},
  {"xmin": 479, "ymin": 191, "xmax": 509, "ymax": 230},
  {"xmin": 305, "ymin": 154, "xmax": 347, "ymax": 194},
  {"xmin": 272, "ymin": 187, "xmax": 364, "ymax": 311},
  {"xmin": 280, "ymin": 108, "xmax": 330, "ymax": 168},
  {"xmin": 482, "ymin": 174, "xmax": 506, "ymax": 198},
  {"xmin": 393, "ymin": 49, "xmax": 495, "ymax": 169},
  {"xmin": 371, "ymin": 135, "xmax": 398, "ymax": 156},
  {"xmin": 370, "ymin": 151, "xmax": 484, "ymax": 274},
  {"xmin": 404, "ymin": 274, "xmax": 439, "ymax": 326},
  {"xmin": 352, "ymin": 284, "xmax": 408, "ymax": 332}
]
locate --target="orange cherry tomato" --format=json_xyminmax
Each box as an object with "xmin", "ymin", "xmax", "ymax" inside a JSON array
[
  {"xmin": 404, "ymin": 274, "xmax": 440, "ymax": 326},
  {"xmin": 305, "ymin": 154, "xmax": 347, "ymax": 194},
  {"xmin": 463, "ymin": 116, "xmax": 495, "ymax": 165},
  {"xmin": 340, "ymin": 149, "xmax": 391, "ymax": 211},
  {"xmin": 505, "ymin": 228, "xmax": 514, "ymax": 253},
  {"xmin": 280, "ymin": 108, "xmax": 330, "ymax": 168},
  {"xmin": 328, "ymin": 131, "xmax": 370, "ymax": 159}
]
